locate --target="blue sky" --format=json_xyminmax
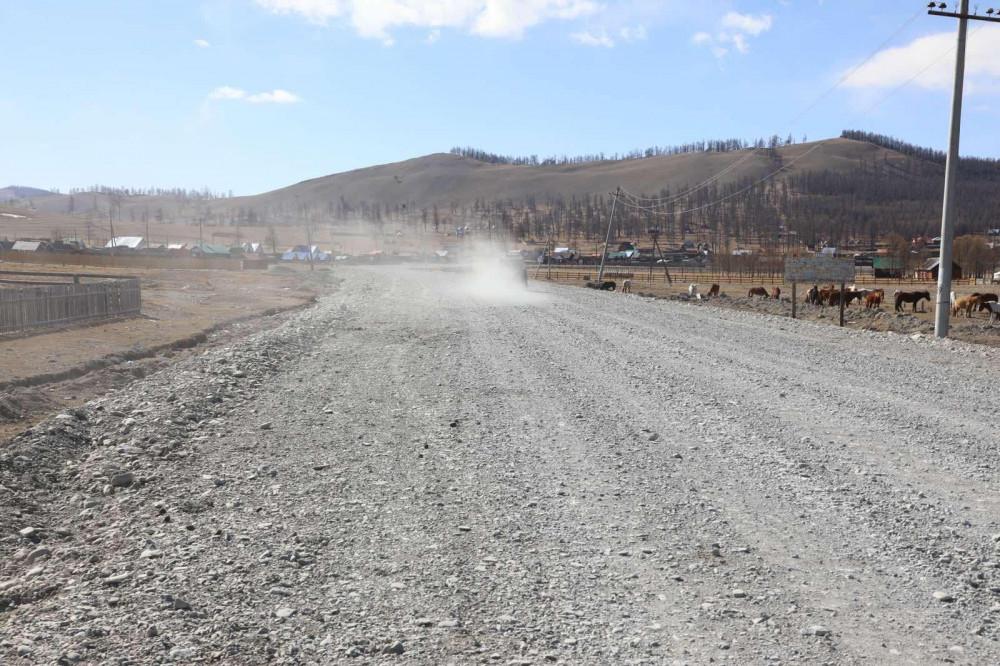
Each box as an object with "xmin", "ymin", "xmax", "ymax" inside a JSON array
[{"xmin": 2, "ymin": 0, "xmax": 999, "ymax": 195}]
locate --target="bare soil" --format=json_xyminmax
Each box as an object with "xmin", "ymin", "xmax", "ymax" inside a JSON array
[
  {"xmin": 542, "ymin": 275, "xmax": 1000, "ymax": 348},
  {"xmin": 0, "ymin": 262, "xmax": 333, "ymax": 440}
]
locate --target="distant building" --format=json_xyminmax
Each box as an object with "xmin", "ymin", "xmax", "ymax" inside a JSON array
[
  {"xmin": 188, "ymin": 242, "xmax": 231, "ymax": 257},
  {"xmin": 11, "ymin": 240, "xmax": 45, "ymax": 252},
  {"xmin": 916, "ymin": 258, "xmax": 961, "ymax": 281},
  {"xmin": 873, "ymin": 256, "xmax": 904, "ymax": 279},
  {"xmin": 281, "ymin": 245, "xmax": 330, "ymax": 262},
  {"xmin": 105, "ymin": 236, "xmax": 145, "ymax": 250}
]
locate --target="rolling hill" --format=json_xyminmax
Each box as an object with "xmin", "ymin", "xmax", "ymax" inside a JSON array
[
  {"xmin": 225, "ymin": 137, "xmax": 905, "ymax": 213},
  {"xmin": 3, "ymin": 133, "xmax": 998, "ymax": 251}
]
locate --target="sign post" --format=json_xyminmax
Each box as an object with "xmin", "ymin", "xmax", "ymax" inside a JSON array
[{"xmin": 784, "ymin": 257, "xmax": 855, "ymax": 326}]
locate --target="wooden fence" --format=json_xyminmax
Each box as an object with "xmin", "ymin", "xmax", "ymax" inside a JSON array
[
  {"xmin": 0, "ymin": 277, "xmax": 142, "ymax": 335},
  {"xmin": 531, "ymin": 265, "xmax": 977, "ymax": 287}
]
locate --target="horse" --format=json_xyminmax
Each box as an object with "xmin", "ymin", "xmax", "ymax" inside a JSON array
[
  {"xmin": 952, "ymin": 295, "xmax": 978, "ymax": 317},
  {"xmin": 688, "ymin": 284, "xmax": 699, "ymax": 297},
  {"xmin": 805, "ymin": 285, "xmax": 820, "ymax": 306},
  {"xmin": 748, "ymin": 287, "xmax": 769, "ymax": 298},
  {"xmin": 975, "ymin": 293, "xmax": 999, "ymax": 312},
  {"xmin": 585, "ymin": 281, "xmax": 617, "ymax": 291},
  {"xmin": 844, "ymin": 290, "xmax": 866, "ymax": 306},
  {"xmin": 707, "ymin": 284, "xmax": 720, "ymax": 298},
  {"xmin": 771, "ymin": 287, "xmax": 781, "ymax": 300},
  {"xmin": 621, "ymin": 279, "xmax": 632, "ymax": 293},
  {"xmin": 894, "ymin": 290, "xmax": 931, "ymax": 313},
  {"xmin": 864, "ymin": 289, "xmax": 884, "ymax": 310},
  {"xmin": 818, "ymin": 285, "xmax": 837, "ymax": 306}
]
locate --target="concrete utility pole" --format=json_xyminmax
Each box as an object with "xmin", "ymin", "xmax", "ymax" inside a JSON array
[
  {"xmin": 597, "ymin": 188, "xmax": 621, "ymax": 284},
  {"xmin": 927, "ymin": 0, "xmax": 1000, "ymax": 337}
]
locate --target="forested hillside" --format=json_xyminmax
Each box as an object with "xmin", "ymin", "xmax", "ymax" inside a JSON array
[{"xmin": 5, "ymin": 133, "xmax": 999, "ymax": 252}]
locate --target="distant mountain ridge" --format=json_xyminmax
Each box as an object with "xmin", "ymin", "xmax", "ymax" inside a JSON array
[
  {"xmin": 4, "ymin": 133, "xmax": 1000, "ymax": 245},
  {"xmin": 0, "ymin": 185, "xmax": 55, "ymax": 200}
]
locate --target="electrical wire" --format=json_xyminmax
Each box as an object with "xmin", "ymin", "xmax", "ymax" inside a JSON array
[{"xmin": 616, "ymin": 142, "xmax": 826, "ymax": 217}]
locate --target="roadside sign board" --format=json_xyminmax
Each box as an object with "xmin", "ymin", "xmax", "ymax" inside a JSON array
[{"xmin": 784, "ymin": 256, "xmax": 855, "ymax": 283}]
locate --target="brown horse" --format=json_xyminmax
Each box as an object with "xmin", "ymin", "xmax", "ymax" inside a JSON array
[
  {"xmin": 748, "ymin": 287, "xmax": 769, "ymax": 298},
  {"xmin": 771, "ymin": 286, "xmax": 781, "ymax": 300},
  {"xmin": 894, "ymin": 290, "xmax": 931, "ymax": 313},
  {"xmin": 707, "ymin": 284, "xmax": 720, "ymax": 298},
  {"xmin": 864, "ymin": 289, "xmax": 884, "ymax": 310},
  {"xmin": 952, "ymin": 295, "xmax": 978, "ymax": 317}
]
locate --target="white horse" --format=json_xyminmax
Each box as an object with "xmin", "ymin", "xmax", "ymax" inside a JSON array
[{"xmin": 688, "ymin": 283, "xmax": 699, "ymax": 298}]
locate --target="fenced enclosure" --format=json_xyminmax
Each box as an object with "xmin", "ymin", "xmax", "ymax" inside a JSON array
[
  {"xmin": 0, "ymin": 271, "xmax": 142, "ymax": 336},
  {"xmin": 530, "ymin": 264, "xmax": 977, "ymax": 287}
]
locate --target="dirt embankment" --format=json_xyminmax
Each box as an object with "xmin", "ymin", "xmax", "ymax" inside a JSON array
[{"xmin": 0, "ymin": 263, "xmax": 335, "ymax": 441}]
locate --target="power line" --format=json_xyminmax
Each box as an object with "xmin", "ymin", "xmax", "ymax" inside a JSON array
[{"xmin": 618, "ymin": 143, "xmax": 826, "ymax": 218}]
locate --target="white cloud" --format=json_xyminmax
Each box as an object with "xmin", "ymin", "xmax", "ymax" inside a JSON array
[
  {"xmin": 692, "ymin": 11, "xmax": 772, "ymax": 59},
  {"xmin": 194, "ymin": 38, "xmax": 211, "ymax": 48},
  {"xmin": 720, "ymin": 11, "xmax": 772, "ymax": 36},
  {"xmin": 247, "ymin": 89, "xmax": 302, "ymax": 104},
  {"xmin": 571, "ymin": 29, "xmax": 614, "ymax": 47},
  {"xmin": 209, "ymin": 86, "xmax": 247, "ymax": 100},
  {"xmin": 842, "ymin": 30, "xmax": 1000, "ymax": 93},
  {"xmin": 208, "ymin": 86, "xmax": 302, "ymax": 104},
  {"xmin": 255, "ymin": 0, "xmax": 601, "ymax": 41}
]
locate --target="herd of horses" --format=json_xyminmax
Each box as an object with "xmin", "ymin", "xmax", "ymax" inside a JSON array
[
  {"xmin": 584, "ymin": 278, "xmax": 999, "ymax": 321},
  {"xmin": 751, "ymin": 283, "xmax": 999, "ymax": 316}
]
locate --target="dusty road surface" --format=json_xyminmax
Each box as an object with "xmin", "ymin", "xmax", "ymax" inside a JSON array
[{"xmin": 2, "ymin": 265, "xmax": 1000, "ymax": 665}]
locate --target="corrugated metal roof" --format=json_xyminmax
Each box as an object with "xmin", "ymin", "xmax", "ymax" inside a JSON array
[
  {"xmin": 11, "ymin": 240, "xmax": 41, "ymax": 251},
  {"xmin": 106, "ymin": 236, "xmax": 144, "ymax": 249}
]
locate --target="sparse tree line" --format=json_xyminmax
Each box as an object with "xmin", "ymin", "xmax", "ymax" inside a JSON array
[
  {"xmin": 840, "ymin": 130, "xmax": 1000, "ymax": 178},
  {"xmin": 449, "ymin": 134, "xmax": 801, "ymax": 167},
  {"xmin": 59, "ymin": 185, "xmax": 232, "ymax": 200}
]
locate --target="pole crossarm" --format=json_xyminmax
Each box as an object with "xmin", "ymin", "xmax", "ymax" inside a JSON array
[{"xmin": 928, "ymin": 10, "xmax": 1000, "ymax": 22}]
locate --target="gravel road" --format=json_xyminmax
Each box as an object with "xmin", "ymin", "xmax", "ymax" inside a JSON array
[{"xmin": 2, "ymin": 265, "xmax": 1000, "ymax": 665}]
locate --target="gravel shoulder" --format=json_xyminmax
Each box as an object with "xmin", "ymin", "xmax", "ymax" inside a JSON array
[{"xmin": 2, "ymin": 265, "xmax": 999, "ymax": 665}]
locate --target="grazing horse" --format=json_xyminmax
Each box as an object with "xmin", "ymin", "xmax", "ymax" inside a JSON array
[
  {"xmin": 585, "ymin": 280, "xmax": 617, "ymax": 291},
  {"xmin": 894, "ymin": 290, "xmax": 931, "ymax": 313},
  {"xmin": 975, "ymin": 293, "xmax": 999, "ymax": 312},
  {"xmin": 748, "ymin": 287, "xmax": 769, "ymax": 298},
  {"xmin": 707, "ymin": 284, "xmax": 720, "ymax": 298},
  {"xmin": 844, "ymin": 290, "xmax": 866, "ymax": 306},
  {"xmin": 864, "ymin": 289, "xmax": 884, "ymax": 310},
  {"xmin": 952, "ymin": 295, "xmax": 978, "ymax": 317},
  {"xmin": 826, "ymin": 288, "xmax": 847, "ymax": 306},
  {"xmin": 805, "ymin": 285, "xmax": 820, "ymax": 306},
  {"xmin": 771, "ymin": 286, "xmax": 781, "ymax": 300},
  {"xmin": 621, "ymin": 279, "xmax": 632, "ymax": 293}
]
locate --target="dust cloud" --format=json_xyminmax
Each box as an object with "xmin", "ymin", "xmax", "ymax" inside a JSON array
[{"xmin": 454, "ymin": 243, "xmax": 547, "ymax": 306}]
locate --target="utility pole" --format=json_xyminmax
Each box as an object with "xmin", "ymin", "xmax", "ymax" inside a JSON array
[
  {"xmin": 597, "ymin": 187, "xmax": 621, "ymax": 284},
  {"xmin": 927, "ymin": 0, "xmax": 1000, "ymax": 337}
]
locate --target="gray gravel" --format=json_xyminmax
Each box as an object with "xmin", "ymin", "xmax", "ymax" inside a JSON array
[{"xmin": 2, "ymin": 265, "xmax": 1000, "ymax": 664}]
